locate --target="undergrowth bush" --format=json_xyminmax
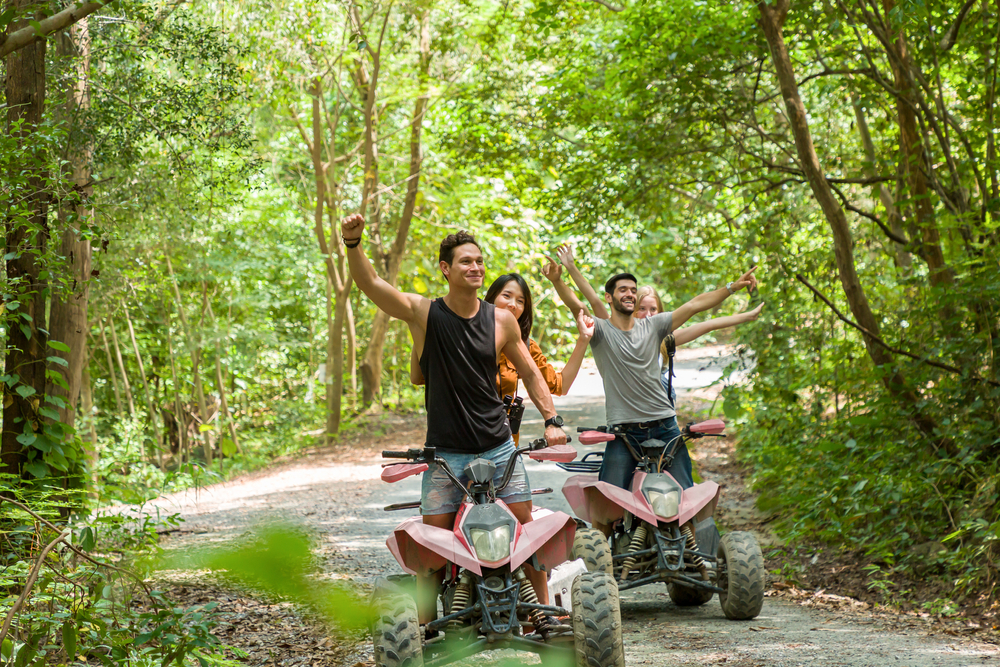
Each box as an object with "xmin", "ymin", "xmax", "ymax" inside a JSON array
[
  {"xmin": 724, "ymin": 271, "xmax": 1000, "ymax": 601},
  {"xmin": 0, "ymin": 480, "xmax": 227, "ymax": 667}
]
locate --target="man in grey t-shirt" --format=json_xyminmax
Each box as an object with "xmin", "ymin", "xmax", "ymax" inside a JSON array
[{"xmin": 549, "ymin": 265, "xmax": 757, "ymax": 535}]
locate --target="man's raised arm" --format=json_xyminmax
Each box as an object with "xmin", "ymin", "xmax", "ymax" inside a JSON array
[
  {"xmin": 670, "ymin": 266, "xmax": 758, "ymax": 331},
  {"xmin": 555, "ymin": 242, "xmax": 610, "ymax": 320},
  {"xmin": 342, "ymin": 213, "xmax": 423, "ymax": 323}
]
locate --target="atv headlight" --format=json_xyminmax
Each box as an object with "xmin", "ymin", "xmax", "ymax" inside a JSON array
[
  {"xmin": 646, "ymin": 490, "xmax": 680, "ymax": 519},
  {"xmin": 470, "ymin": 526, "xmax": 511, "ymax": 562}
]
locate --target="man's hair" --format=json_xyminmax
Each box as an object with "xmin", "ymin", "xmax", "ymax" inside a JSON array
[
  {"xmin": 439, "ymin": 230, "xmax": 481, "ymax": 265},
  {"xmin": 605, "ymin": 272, "xmax": 638, "ymax": 295}
]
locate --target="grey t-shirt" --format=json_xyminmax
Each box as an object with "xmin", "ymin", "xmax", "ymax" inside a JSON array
[{"xmin": 591, "ymin": 313, "xmax": 675, "ymax": 425}]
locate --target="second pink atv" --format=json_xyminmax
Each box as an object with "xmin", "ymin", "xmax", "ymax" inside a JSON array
[
  {"xmin": 370, "ymin": 438, "xmax": 626, "ymax": 667},
  {"xmin": 558, "ymin": 419, "xmax": 765, "ymax": 620}
]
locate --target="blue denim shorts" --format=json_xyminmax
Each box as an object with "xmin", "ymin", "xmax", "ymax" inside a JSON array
[
  {"xmin": 598, "ymin": 417, "xmax": 693, "ymax": 491},
  {"xmin": 421, "ymin": 436, "xmax": 531, "ymax": 515}
]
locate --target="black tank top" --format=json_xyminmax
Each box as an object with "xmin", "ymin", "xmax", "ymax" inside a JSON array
[{"xmin": 419, "ymin": 298, "xmax": 511, "ymax": 454}]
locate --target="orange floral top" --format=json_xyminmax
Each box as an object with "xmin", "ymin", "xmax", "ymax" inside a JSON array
[{"xmin": 497, "ymin": 339, "xmax": 564, "ymax": 444}]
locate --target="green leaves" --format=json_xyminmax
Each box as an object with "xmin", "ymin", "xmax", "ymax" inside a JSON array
[{"xmin": 161, "ymin": 523, "xmax": 368, "ymax": 632}]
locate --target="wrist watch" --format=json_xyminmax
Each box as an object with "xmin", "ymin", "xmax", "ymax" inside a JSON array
[
  {"xmin": 544, "ymin": 415, "xmax": 565, "ymax": 429},
  {"xmin": 725, "ymin": 281, "xmax": 736, "ymax": 295}
]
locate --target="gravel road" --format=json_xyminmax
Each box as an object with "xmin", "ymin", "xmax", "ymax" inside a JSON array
[{"xmin": 147, "ymin": 348, "xmax": 999, "ymax": 666}]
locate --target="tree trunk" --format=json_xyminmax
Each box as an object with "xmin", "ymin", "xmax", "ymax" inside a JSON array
[
  {"xmin": 851, "ymin": 95, "xmax": 911, "ymax": 269},
  {"xmin": 2, "ymin": 0, "xmax": 49, "ymax": 477},
  {"xmin": 757, "ymin": 0, "xmax": 955, "ymax": 457},
  {"xmin": 47, "ymin": 18, "xmax": 93, "ymax": 430},
  {"xmin": 359, "ymin": 8, "xmax": 431, "ymax": 406},
  {"xmin": 107, "ymin": 317, "xmax": 136, "ymax": 416},
  {"xmin": 123, "ymin": 304, "xmax": 162, "ymax": 466},
  {"xmin": 80, "ymin": 354, "xmax": 98, "ymax": 489},
  {"xmin": 98, "ymin": 319, "xmax": 123, "ymax": 414},
  {"xmin": 347, "ymin": 299, "xmax": 357, "ymax": 407},
  {"xmin": 325, "ymin": 274, "xmax": 337, "ymax": 439},
  {"xmin": 880, "ymin": 0, "xmax": 952, "ymax": 288},
  {"xmin": 164, "ymin": 309, "xmax": 185, "ymax": 465},
  {"xmin": 164, "ymin": 255, "xmax": 212, "ymax": 464},
  {"xmin": 206, "ymin": 302, "xmax": 240, "ymax": 456}
]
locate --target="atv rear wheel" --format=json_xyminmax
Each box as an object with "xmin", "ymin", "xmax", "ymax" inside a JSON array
[
  {"xmin": 571, "ymin": 571, "xmax": 625, "ymax": 667},
  {"xmin": 371, "ymin": 590, "xmax": 424, "ymax": 667},
  {"xmin": 667, "ymin": 581, "xmax": 714, "ymax": 607},
  {"xmin": 571, "ymin": 527, "xmax": 613, "ymax": 576},
  {"xmin": 717, "ymin": 531, "xmax": 765, "ymax": 620}
]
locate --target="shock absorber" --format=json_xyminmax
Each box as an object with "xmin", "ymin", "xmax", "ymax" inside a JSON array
[
  {"xmin": 515, "ymin": 569, "xmax": 548, "ymax": 636},
  {"xmin": 449, "ymin": 571, "xmax": 473, "ymax": 628},
  {"xmin": 681, "ymin": 522, "xmax": 710, "ymax": 580},
  {"xmin": 619, "ymin": 524, "xmax": 648, "ymax": 583}
]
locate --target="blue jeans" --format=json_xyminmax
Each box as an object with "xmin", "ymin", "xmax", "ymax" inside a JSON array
[
  {"xmin": 598, "ymin": 417, "xmax": 693, "ymax": 491},
  {"xmin": 420, "ymin": 437, "xmax": 530, "ymax": 515}
]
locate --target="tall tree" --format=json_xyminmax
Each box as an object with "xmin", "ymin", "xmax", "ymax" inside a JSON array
[{"xmin": 2, "ymin": 0, "xmax": 50, "ymax": 477}]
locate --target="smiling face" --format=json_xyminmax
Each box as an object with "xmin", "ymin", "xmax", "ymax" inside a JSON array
[
  {"xmin": 441, "ymin": 242, "xmax": 485, "ymax": 290},
  {"xmin": 634, "ymin": 294, "xmax": 660, "ymax": 319},
  {"xmin": 607, "ymin": 279, "xmax": 638, "ymax": 316},
  {"xmin": 493, "ymin": 280, "xmax": 526, "ymax": 320}
]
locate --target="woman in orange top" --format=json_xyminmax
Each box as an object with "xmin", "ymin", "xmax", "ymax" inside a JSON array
[
  {"xmin": 486, "ymin": 273, "xmax": 592, "ymax": 411},
  {"xmin": 411, "ymin": 272, "xmax": 594, "ymax": 443}
]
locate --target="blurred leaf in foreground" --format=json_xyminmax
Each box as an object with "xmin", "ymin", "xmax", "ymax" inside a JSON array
[{"xmin": 160, "ymin": 523, "xmax": 368, "ymax": 632}]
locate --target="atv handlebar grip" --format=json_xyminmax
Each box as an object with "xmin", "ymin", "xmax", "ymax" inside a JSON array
[
  {"xmin": 528, "ymin": 436, "xmax": 572, "ymax": 450},
  {"xmin": 382, "ymin": 450, "xmax": 411, "ymax": 459}
]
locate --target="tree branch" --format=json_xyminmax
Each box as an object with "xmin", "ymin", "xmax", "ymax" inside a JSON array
[
  {"xmin": 828, "ymin": 182, "xmax": 911, "ymax": 245},
  {"xmin": 0, "ymin": 1, "xmax": 105, "ymax": 59},
  {"xmin": 585, "ymin": 0, "xmax": 625, "ymax": 11},
  {"xmin": 938, "ymin": 0, "xmax": 978, "ymax": 52},
  {"xmin": 795, "ymin": 274, "xmax": 1000, "ymax": 387},
  {"xmin": 0, "ymin": 529, "xmax": 71, "ymax": 648}
]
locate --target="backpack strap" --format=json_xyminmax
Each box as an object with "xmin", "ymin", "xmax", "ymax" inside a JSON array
[{"xmin": 664, "ymin": 333, "xmax": 676, "ymax": 405}]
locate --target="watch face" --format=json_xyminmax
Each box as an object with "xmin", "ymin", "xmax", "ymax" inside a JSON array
[{"xmin": 547, "ymin": 415, "xmax": 564, "ymax": 428}]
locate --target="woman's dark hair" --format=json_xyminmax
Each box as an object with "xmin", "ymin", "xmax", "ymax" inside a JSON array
[{"xmin": 485, "ymin": 273, "xmax": 533, "ymax": 343}]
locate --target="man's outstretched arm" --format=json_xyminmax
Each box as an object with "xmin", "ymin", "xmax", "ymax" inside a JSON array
[
  {"xmin": 673, "ymin": 302, "xmax": 764, "ymax": 345},
  {"xmin": 556, "ymin": 242, "xmax": 610, "ymax": 320},
  {"xmin": 342, "ymin": 213, "xmax": 424, "ymax": 322},
  {"xmin": 670, "ymin": 266, "xmax": 758, "ymax": 331}
]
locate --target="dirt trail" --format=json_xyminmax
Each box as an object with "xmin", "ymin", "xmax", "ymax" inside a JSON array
[{"xmin": 146, "ymin": 349, "xmax": 999, "ymax": 666}]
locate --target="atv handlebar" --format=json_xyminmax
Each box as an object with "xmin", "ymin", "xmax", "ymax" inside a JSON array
[{"xmin": 381, "ymin": 449, "xmax": 423, "ymax": 460}]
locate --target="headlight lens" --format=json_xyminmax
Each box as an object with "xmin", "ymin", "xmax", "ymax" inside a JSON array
[
  {"xmin": 470, "ymin": 526, "xmax": 512, "ymax": 562},
  {"xmin": 646, "ymin": 490, "xmax": 680, "ymax": 519}
]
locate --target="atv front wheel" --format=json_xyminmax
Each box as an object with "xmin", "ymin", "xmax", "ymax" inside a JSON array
[
  {"xmin": 571, "ymin": 571, "xmax": 624, "ymax": 667},
  {"xmin": 571, "ymin": 527, "xmax": 614, "ymax": 576},
  {"xmin": 667, "ymin": 581, "xmax": 714, "ymax": 607},
  {"xmin": 371, "ymin": 590, "xmax": 424, "ymax": 667},
  {"xmin": 717, "ymin": 531, "xmax": 765, "ymax": 620}
]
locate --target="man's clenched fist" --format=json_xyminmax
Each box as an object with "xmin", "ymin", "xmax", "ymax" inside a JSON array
[{"xmin": 342, "ymin": 213, "xmax": 365, "ymax": 241}]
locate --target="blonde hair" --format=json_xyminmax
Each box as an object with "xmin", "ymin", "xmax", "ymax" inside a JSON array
[
  {"xmin": 636, "ymin": 286, "xmax": 670, "ymax": 370},
  {"xmin": 635, "ymin": 286, "xmax": 664, "ymax": 315}
]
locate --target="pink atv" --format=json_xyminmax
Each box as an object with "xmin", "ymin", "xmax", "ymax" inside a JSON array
[
  {"xmin": 559, "ymin": 420, "xmax": 765, "ymax": 620},
  {"xmin": 371, "ymin": 439, "xmax": 626, "ymax": 667}
]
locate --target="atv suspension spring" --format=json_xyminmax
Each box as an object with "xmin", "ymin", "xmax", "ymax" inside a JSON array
[
  {"xmin": 449, "ymin": 572, "xmax": 473, "ymax": 628},
  {"xmin": 619, "ymin": 525, "xmax": 648, "ymax": 583},
  {"xmin": 515, "ymin": 569, "xmax": 548, "ymax": 636},
  {"xmin": 682, "ymin": 523, "xmax": 710, "ymax": 580}
]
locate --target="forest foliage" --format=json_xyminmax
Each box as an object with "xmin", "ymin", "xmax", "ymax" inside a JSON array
[{"xmin": 2, "ymin": 0, "xmax": 1000, "ymax": 660}]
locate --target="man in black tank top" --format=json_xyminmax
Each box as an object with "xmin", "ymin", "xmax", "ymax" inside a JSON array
[{"xmin": 342, "ymin": 213, "xmax": 567, "ymax": 624}]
